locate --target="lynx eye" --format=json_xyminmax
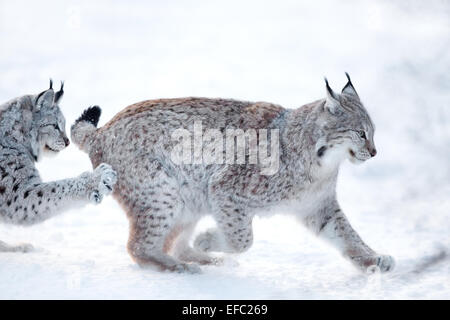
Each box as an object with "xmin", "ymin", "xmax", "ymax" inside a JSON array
[{"xmin": 358, "ymin": 130, "xmax": 366, "ymax": 139}]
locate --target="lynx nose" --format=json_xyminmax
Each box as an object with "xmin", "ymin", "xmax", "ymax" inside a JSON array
[
  {"xmin": 63, "ymin": 137, "xmax": 70, "ymax": 147},
  {"xmin": 369, "ymin": 148, "xmax": 377, "ymax": 157}
]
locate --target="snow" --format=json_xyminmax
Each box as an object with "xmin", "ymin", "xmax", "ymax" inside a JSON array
[{"xmin": 0, "ymin": 0, "xmax": 449, "ymax": 299}]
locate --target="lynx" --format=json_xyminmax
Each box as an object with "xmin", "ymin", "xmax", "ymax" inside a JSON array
[
  {"xmin": 71, "ymin": 73, "xmax": 394, "ymax": 273},
  {"xmin": 0, "ymin": 81, "xmax": 117, "ymax": 252}
]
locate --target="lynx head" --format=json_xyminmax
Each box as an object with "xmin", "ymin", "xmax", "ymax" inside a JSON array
[
  {"xmin": 316, "ymin": 73, "xmax": 376, "ymax": 165},
  {"xmin": 32, "ymin": 80, "xmax": 69, "ymax": 159}
]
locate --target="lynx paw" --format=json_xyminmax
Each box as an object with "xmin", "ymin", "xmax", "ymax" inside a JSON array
[
  {"xmin": 367, "ymin": 255, "xmax": 395, "ymax": 273},
  {"xmin": 170, "ymin": 263, "xmax": 202, "ymax": 274},
  {"xmin": 90, "ymin": 163, "xmax": 117, "ymax": 204},
  {"xmin": 202, "ymin": 256, "xmax": 224, "ymax": 266},
  {"xmin": 16, "ymin": 243, "xmax": 34, "ymax": 252},
  {"xmin": 174, "ymin": 247, "xmax": 223, "ymax": 265},
  {"xmin": 1, "ymin": 243, "xmax": 34, "ymax": 253},
  {"xmin": 193, "ymin": 231, "xmax": 214, "ymax": 253}
]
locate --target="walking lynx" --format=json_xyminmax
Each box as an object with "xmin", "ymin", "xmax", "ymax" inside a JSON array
[
  {"xmin": 71, "ymin": 73, "xmax": 394, "ymax": 273},
  {"xmin": 0, "ymin": 81, "xmax": 117, "ymax": 252}
]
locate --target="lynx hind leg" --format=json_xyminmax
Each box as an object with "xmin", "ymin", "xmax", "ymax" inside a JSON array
[
  {"xmin": 123, "ymin": 161, "xmax": 201, "ymax": 273},
  {"xmin": 0, "ymin": 240, "xmax": 34, "ymax": 253},
  {"xmin": 169, "ymin": 223, "xmax": 223, "ymax": 265},
  {"xmin": 127, "ymin": 209, "xmax": 201, "ymax": 274}
]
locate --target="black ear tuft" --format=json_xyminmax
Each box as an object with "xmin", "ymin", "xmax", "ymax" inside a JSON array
[
  {"xmin": 342, "ymin": 72, "xmax": 358, "ymax": 96},
  {"xmin": 345, "ymin": 72, "xmax": 351, "ymax": 83},
  {"xmin": 324, "ymin": 77, "xmax": 339, "ymax": 100},
  {"xmin": 76, "ymin": 106, "xmax": 102, "ymax": 127},
  {"xmin": 54, "ymin": 81, "xmax": 64, "ymax": 103},
  {"xmin": 49, "ymin": 78, "xmax": 53, "ymax": 90},
  {"xmin": 324, "ymin": 77, "xmax": 332, "ymax": 93},
  {"xmin": 35, "ymin": 90, "xmax": 46, "ymax": 105}
]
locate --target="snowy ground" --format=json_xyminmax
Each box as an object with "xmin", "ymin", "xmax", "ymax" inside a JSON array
[{"xmin": 0, "ymin": 0, "xmax": 449, "ymax": 299}]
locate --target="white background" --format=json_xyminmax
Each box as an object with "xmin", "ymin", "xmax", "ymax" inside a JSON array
[{"xmin": 0, "ymin": 0, "xmax": 449, "ymax": 299}]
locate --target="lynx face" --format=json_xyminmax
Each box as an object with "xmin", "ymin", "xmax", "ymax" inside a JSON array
[
  {"xmin": 38, "ymin": 107, "xmax": 69, "ymax": 155},
  {"xmin": 33, "ymin": 82, "xmax": 70, "ymax": 158},
  {"xmin": 320, "ymin": 74, "xmax": 377, "ymax": 165},
  {"xmin": 337, "ymin": 94, "xmax": 376, "ymax": 164}
]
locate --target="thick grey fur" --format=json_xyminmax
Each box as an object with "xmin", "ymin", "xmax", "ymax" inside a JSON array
[
  {"xmin": 71, "ymin": 74, "xmax": 394, "ymax": 274},
  {"xmin": 0, "ymin": 81, "xmax": 117, "ymax": 252}
]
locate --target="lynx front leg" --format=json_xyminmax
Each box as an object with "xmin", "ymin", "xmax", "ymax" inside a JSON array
[
  {"xmin": 303, "ymin": 203, "xmax": 395, "ymax": 273},
  {"xmin": 0, "ymin": 163, "xmax": 117, "ymax": 226}
]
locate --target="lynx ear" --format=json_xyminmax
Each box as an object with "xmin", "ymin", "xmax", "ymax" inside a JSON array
[
  {"xmin": 35, "ymin": 79, "xmax": 55, "ymax": 110},
  {"xmin": 324, "ymin": 77, "xmax": 341, "ymax": 114},
  {"xmin": 54, "ymin": 81, "xmax": 64, "ymax": 104},
  {"xmin": 341, "ymin": 72, "xmax": 358, "ymax": 97}
]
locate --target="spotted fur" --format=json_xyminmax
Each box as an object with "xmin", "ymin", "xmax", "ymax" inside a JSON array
[
  {"xmin": 71, "ymin": 74, "xmax": 394, "ymax": 273},
  {"xmin": 0, "ymin": 82, "xmax": 117, "ymax": 252}
]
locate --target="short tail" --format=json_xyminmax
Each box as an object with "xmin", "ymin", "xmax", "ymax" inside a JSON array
[{"xmin": 70, "ymin": 106, "xmax": 101, "ymax": 153}]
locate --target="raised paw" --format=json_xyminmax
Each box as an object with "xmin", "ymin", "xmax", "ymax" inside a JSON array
[
  {"xmin": 96, "ymin": 163, "xmax": 118, "ymax": 194},
  {"xmin": 90, "ymin": 163, "xmax": 117, "ymax": 204},
  {"xmin": 89, "ymin": 190, "xmax": 102, "ymax": 204}
]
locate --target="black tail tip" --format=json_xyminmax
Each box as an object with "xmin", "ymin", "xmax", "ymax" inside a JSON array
[{"xmin": 76, "ymin": 105, "xmax": 102, "ymax": 127}]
